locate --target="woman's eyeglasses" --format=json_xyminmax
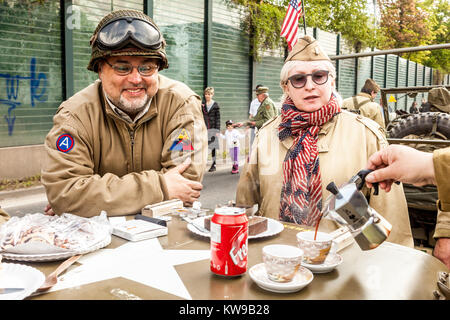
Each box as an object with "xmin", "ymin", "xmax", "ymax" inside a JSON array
[
  {"xmin": 104, "ymin": 60, "xmax": 158, "ymax": 76},
  {"xmin": 287, "ymin": 70, "xmax": 329, "ymax": 88}
]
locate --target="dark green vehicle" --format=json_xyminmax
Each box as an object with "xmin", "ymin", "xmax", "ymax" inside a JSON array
[{"xmin": 380, "ymin": 85, "xmax": 450, "ymax": 248}]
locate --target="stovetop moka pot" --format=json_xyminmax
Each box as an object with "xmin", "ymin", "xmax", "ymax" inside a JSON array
[{"xmin": 323, "ymin": 169, "xmax": 392, "ymax": 250}]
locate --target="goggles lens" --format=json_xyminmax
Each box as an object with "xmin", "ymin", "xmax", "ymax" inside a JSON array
[
  {"xmin": 97, "ymin": 18, "xmax": 162, "ymax": 50},
  {"xmin": 288, "ymin": 70, "xmax": 329, "ymax": 88}
]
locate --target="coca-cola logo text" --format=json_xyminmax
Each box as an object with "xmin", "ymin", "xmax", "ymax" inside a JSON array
[{"xmin": 229, "ymin": 243, "xmax": 248, "ymax": 266}]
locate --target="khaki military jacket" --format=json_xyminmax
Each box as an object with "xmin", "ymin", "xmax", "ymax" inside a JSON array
[
  {"xmin": 342, "ymin": 93, "xmax": 385, "ymax": 129},
  {"xmin": 42, "ymin": 75, "xmax": 207, "ymax": 217},
  {"xmin": 433, "ymin": 147, "xmax": 450, "ymax": 238},
  {"xmin": 250, "ymin": 96, "xmax": 277, "ymax": 129},
  {"xmin": 236, "ymin": 111, "xmax": 414, "ymax": 248},
  {"xmin": 0, "ymin": 207, "xmax": 9, "ymax": 225}
]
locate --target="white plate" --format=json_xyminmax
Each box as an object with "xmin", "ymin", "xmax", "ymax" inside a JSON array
[
  {"xmin": 249, "ymin": 263, "xmax": 313, "ymax": 293},
  {"xmin": 0, "ymin": 263, "xmax": 45, "ymax": 300},
  {"xmin": 186, "ymin": 216, "xmax": 284, "ymax": 239},
  {"xmin": 1, "ymin": 235, "xmax": 111, "ymax": 262},
  {"xmin": 301, "ymin": 252, "xmax": 343, "ymax": 273}
]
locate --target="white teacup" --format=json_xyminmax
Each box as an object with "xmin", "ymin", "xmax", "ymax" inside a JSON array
[
  {"xmin": 262, "ymin": 244, "xmax": 303, "ymax": 283},
  {"xmin": 296, "ymin": 231, "xmax": 334, "ymax": 265}
]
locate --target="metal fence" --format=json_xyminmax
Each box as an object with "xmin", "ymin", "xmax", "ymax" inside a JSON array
[{"xmin": 0, "ymin": 0, "xmax": 447, "ymax": 148}]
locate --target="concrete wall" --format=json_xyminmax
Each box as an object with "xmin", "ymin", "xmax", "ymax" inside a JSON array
[{"xmin": 0, "ymin": 144, "xmax": 45, "ymax": 179}]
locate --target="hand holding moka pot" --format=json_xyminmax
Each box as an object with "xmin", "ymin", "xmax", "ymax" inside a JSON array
[{"xmin": 323, "ymin": 170, "xmax": 392, "ymax": 251}]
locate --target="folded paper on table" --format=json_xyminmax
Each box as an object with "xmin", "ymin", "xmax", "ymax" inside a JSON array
[{"xmin": 112, "ymin": 219, "xmax": 168, "ymax": 241}]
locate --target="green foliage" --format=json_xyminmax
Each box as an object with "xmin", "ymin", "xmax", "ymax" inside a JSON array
[
  {"xmin": 420, "ymin": 0, "xmax": 450, "ymax": 74},
  {"xmin": 305, "ymin": 0, "xmax": 378, "ymax": 52},
  {"xmin": 378, "ymin": 0, "xmax": 449, "ymax": 74},
  {"xmin": 226, "ymin": 0, "xmax": 287, "ymax": 61},
  {"xmin": 226, "ymin": 0, "xmax": 380, "ymax": 58}
]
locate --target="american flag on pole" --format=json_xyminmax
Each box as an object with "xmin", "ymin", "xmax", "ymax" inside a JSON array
[{"xmin": 280, "ymin": 0, "xmax": 303, "ymax": 50}]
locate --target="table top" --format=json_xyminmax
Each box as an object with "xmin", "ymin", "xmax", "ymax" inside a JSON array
[{"xmin": 20, "ymin": 214, "xmax": 448, "ymax": 300}]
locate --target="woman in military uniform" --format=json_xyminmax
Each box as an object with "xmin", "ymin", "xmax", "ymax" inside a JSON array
[{"xmin": 236, "ymin": 35, "xmax": 413, "ymax": 247}]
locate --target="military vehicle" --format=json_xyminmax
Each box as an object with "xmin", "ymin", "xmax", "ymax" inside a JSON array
[{"xmin": 380, "ymin": 85, "xmax": 450, "ymax": 247}]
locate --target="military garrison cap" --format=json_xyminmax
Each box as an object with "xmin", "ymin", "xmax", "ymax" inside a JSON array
[{"xmin": 285, "ymin": 35, "xmax": 331, "ymax": 63}]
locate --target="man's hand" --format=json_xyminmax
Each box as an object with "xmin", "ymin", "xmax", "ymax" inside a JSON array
[
  {"xmin": 44, "ymin": 203, "xmax": 55, "ymax": 216},
  {"xmin": 433, "ymin": 238, "xmax": 450, "ymax": 269},
  {"xmin": 365, "ymin": 145, "xmax": 436, "ymax": 192},
  {"xmin": 164, "ymin": 158, "xmax": 203, "ymax": 206}
]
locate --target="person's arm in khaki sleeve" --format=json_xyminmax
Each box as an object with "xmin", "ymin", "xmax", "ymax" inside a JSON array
[
  {"xmin": 365, "ymin": 145, "xmax": 450, "ymax": 268},
  {"xmin": 431, "ymin": 148, "xmax": 450, "ymax": 269},
  {"xmin": 0, "ymin": 208, "xmax": 10, "ymax": 225},
  {"xmin": 160, "ymin": 95, "xmax": 208, "ymax": 183}
]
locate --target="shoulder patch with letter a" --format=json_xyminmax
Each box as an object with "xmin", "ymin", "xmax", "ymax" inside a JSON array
[{"xmin": 56, "ymin": 134, "xmax": 75, "ymax": 153}]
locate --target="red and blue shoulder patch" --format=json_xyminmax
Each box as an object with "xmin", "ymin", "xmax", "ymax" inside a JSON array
[{"xmin": 56, "ymin": 133, "xmax": 74, "ymax": 153}]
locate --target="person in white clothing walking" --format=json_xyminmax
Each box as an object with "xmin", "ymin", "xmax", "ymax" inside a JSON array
[{"xmin": 220, "ymin": 120, "xmax": 246, "ymax": 174}]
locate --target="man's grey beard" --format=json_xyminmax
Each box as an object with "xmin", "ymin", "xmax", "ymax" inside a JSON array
[{"xmin": 116, "ymin": 93, "xmax": 150, "ymax": 116}]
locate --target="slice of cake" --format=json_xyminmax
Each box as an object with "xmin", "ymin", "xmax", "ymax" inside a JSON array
[{"xmin": 204, "ymin": 216, "xmax": 268, "ymax": 236}]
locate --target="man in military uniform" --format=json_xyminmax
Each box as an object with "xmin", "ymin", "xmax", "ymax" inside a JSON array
[
  {"xmin": 237, "ymin": 86, "xmax": 277, "ymax": 130},
  {"xmin": 342, "ymin": 78, "xmax": 385, "ymax": 129},
  {"xmin": 366, "ymin": 145, "xmax": 450, "ymax": 269},
  {"xmin": 41, "ymin": 10, "xmax": 207, "ymax": 218}
]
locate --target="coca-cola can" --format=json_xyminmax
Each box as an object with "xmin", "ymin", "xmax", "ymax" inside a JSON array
[{"xmin": 210, "ymin": 207, "xmax": 248, "ymax": 277}]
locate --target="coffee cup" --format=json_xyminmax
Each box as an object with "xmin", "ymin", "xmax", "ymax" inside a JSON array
[
  {"xmin": 262, "ymin": 244, "xmax": 303, "ymax": 282},
  {"xmin": 296, "ymin": 231, "xmax": 334, "ymax": 265}
]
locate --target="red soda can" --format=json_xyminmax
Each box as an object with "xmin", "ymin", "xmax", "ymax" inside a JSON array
[{"xmin": 210, "ymin": 207, "xmax": 248, "ymax": 276}]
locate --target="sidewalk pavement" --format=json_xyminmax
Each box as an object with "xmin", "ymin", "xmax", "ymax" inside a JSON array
[{"xmin": 0, "ymin": 185, "xmax": 47, "ymax": 212}]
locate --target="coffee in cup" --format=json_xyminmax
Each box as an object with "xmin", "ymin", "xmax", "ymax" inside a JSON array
[{"xmin": 296, "ymin": 231, "xmax": 333, "ymax": 264}]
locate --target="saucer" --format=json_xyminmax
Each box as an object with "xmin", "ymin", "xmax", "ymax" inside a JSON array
[
  {"xmin": 301, "ymin": 252, "xmax": 343, "ymax": 273},
  {"xmin": 249, "ymin": 263, "xmax": 313, "ymax": 293}
]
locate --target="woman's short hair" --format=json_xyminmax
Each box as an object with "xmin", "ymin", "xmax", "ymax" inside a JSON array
[
  {"xmin": 279, "ymin": 60, "xmax": 342, "ymax": 106},
  {"xmin": 204, "ymin": 87, "xmax": 214, "ymax": 94}
]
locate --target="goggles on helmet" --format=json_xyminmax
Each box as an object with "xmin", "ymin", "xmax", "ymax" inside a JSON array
[{"xmin": 96, "ymin": 17, "xmax": 163, "ymax": 51}]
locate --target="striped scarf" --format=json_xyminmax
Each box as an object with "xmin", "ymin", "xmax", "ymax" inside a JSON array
[{"xmin": 278, "ymin": 94, "xmax": 341, "ymax": 226}]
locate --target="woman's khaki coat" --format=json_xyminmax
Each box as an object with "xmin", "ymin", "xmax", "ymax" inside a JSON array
[{"xmin": 236, "ymin": 111, "xmax": 414, "ymax": 248}]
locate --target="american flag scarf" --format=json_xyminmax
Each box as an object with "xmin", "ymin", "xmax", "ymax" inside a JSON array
[{"xmin": 278, "ymin": 94, "xmax": 341, "ymax": 226}]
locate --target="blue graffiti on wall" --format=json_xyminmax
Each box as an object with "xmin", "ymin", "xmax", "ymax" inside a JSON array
[{"xmin": 0, "ymin": 58, "xmax": 47, "ymax": 135}]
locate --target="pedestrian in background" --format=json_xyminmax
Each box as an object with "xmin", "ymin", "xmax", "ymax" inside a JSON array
[
  {"xmin": 220, "ymin": 120, "xmax": 245, "ymax": 174},
  {"xmin": 237, "ymin": 86, "xmax": 277, "ymax": 130},
  {"xmin": 248, "ymin": 84, "xmax": 263, "ymax": 153},
  {"xmin": 342, "ymin": 78, "xmax": 386, "ymax": 129},
  {"xmin": 249, "ymin": 84, "xmax": 263, "ymax": 119},
  {"xmin": 409, "ymin": 101, "xmax": 419, "ymax": 114},
  {"xmin": 202, "ymin": 87, "xmax": 221, "ymax": 172}
]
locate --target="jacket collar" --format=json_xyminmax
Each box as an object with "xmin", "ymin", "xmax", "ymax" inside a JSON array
[{"xmin": 357, "ymin": 92, "xmax": 373, "ymax": 101}]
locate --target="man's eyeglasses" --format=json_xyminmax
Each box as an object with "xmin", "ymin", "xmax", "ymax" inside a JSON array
[
  {"xmin": 287, "ymin": 70, "xmax": 329, "ymax": 89},
  {"xmin": 103, "ymin": 60, "xmax": 158, "ymax": 76}
]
